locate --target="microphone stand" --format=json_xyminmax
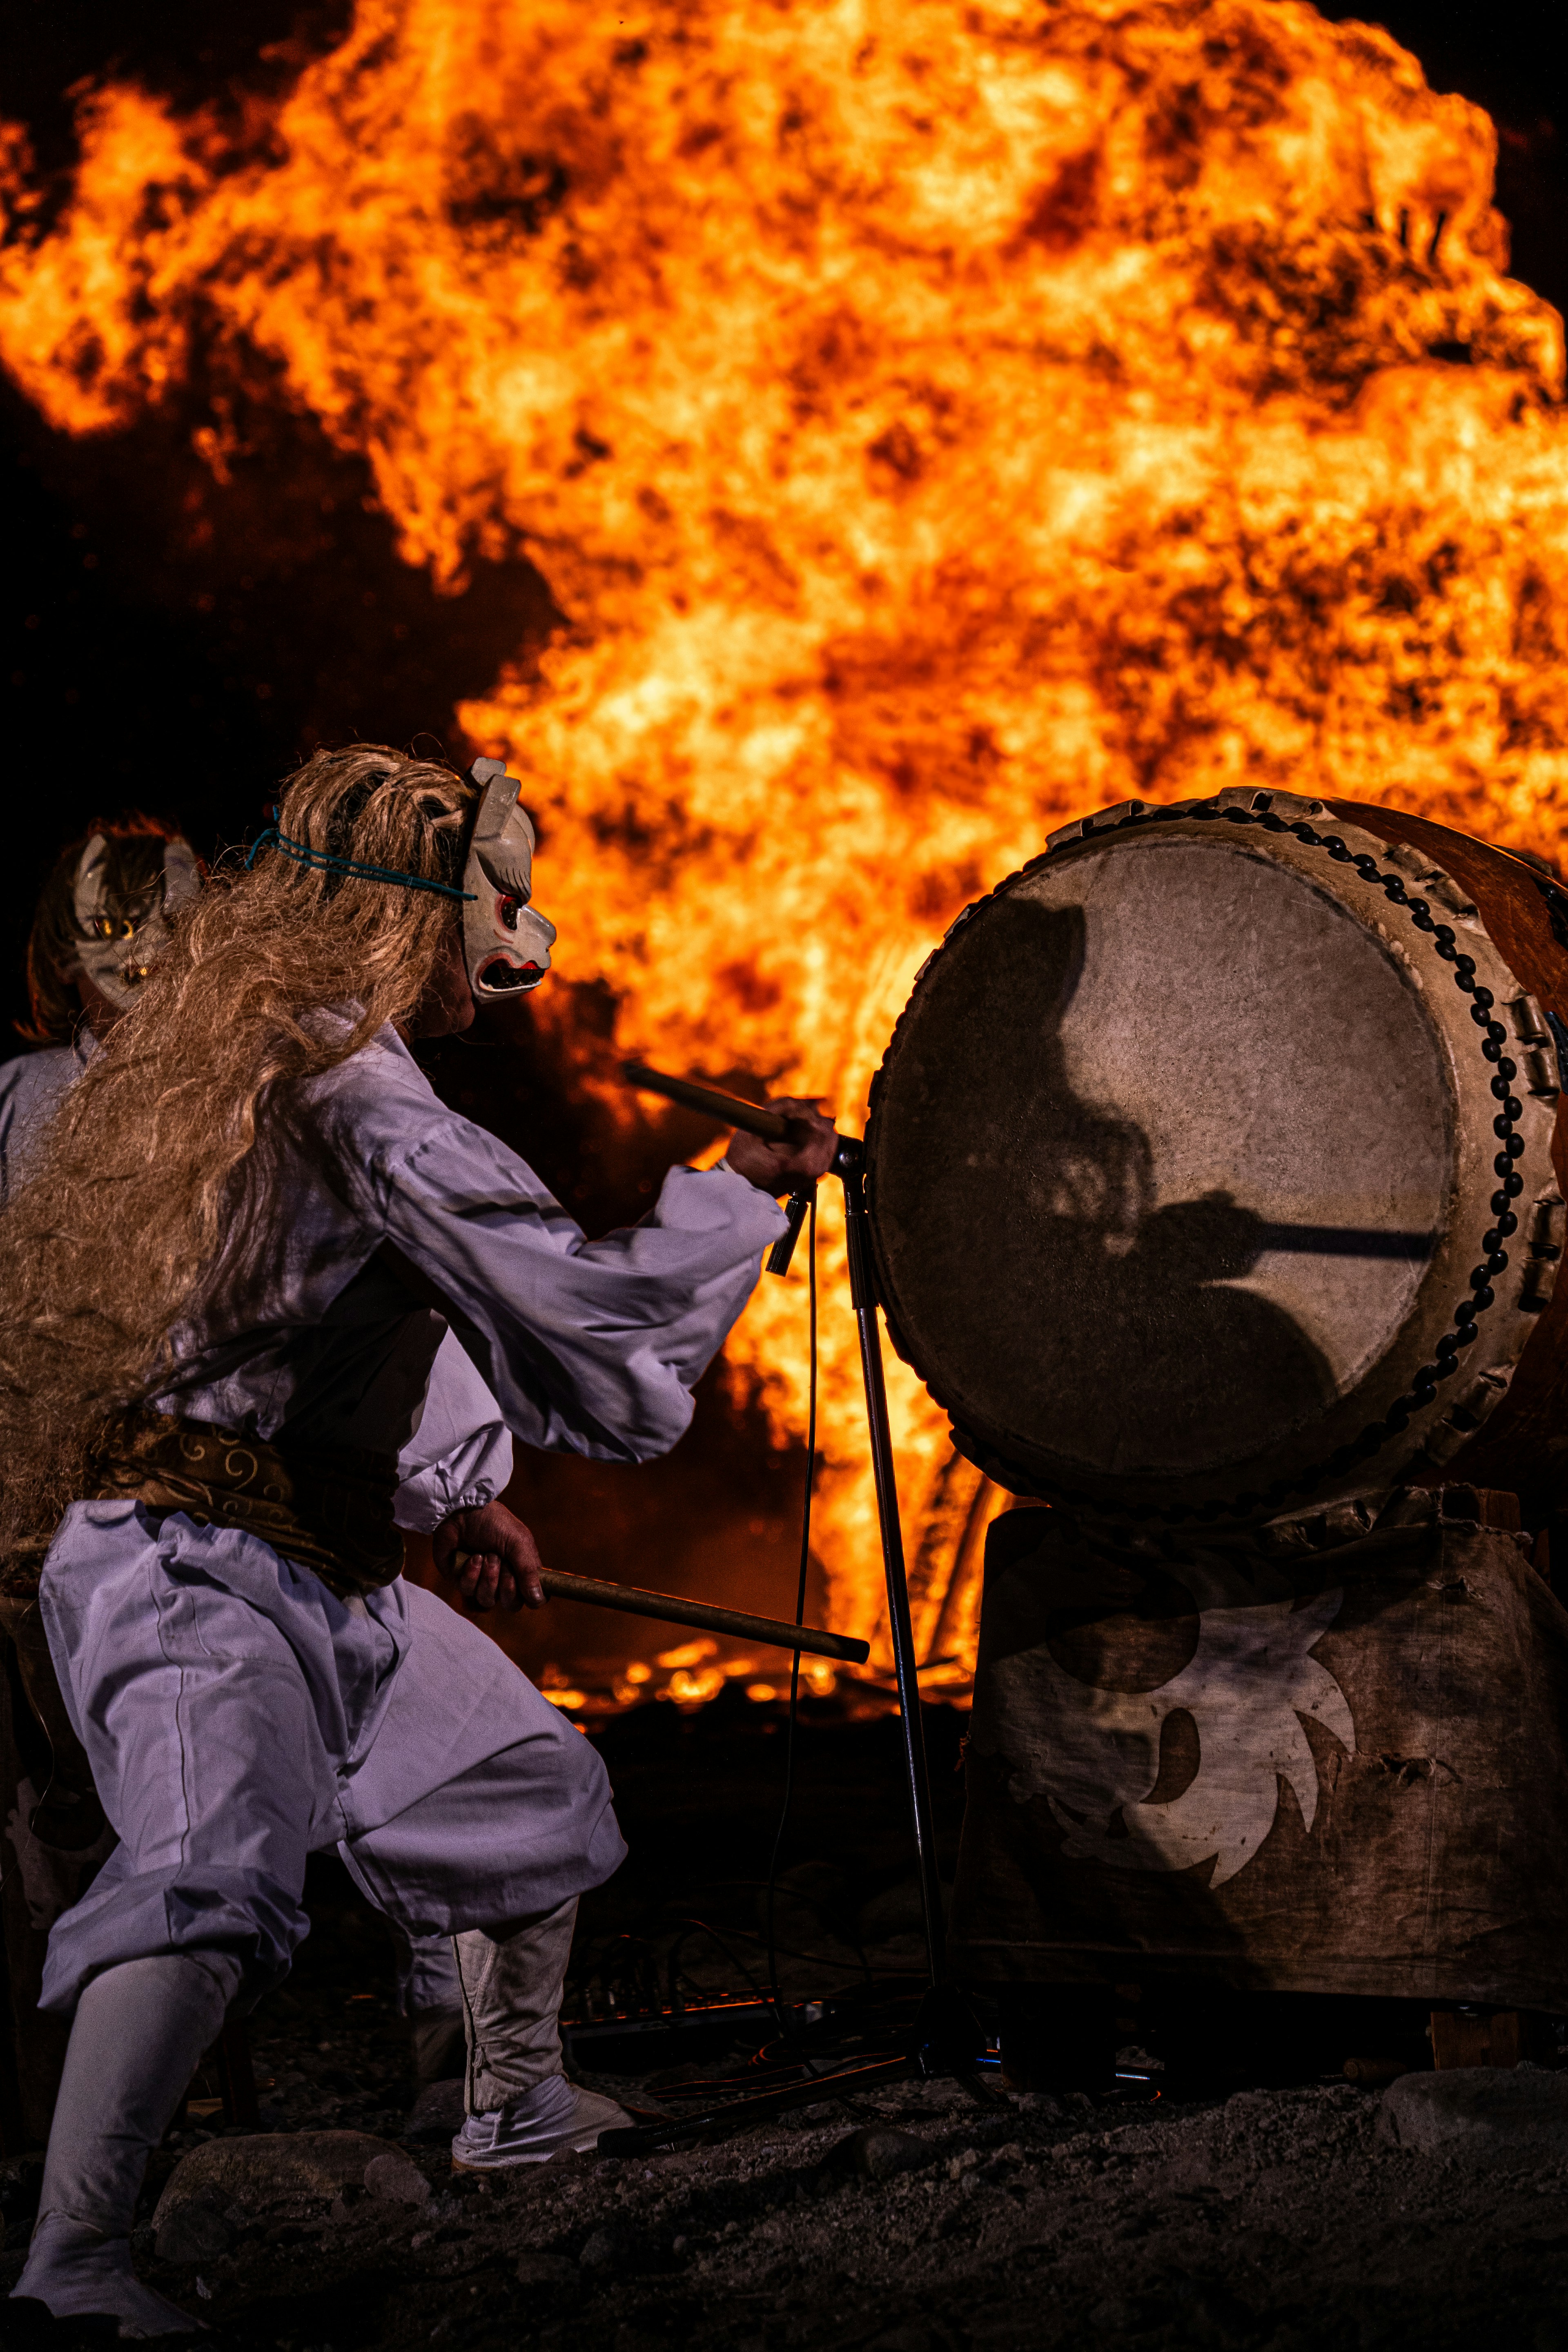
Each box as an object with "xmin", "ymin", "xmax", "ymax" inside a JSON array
[
  {"xmin": 598, "ymin": 1076, "xmax": 998, "ymax": 2153},
  {"xmin": 832, "ymin": 1136, "xmax": 950, "ymax": 2003}
]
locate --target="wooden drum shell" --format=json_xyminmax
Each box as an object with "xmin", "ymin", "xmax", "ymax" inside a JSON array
[{"xmin": 1332, "ymin": 801, "xmax": 1568, "ymax": 1521}]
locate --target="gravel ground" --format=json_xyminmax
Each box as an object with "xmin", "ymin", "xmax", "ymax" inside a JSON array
[
  {"xmin": 7, "ymin": 2067, "xmax": 1564, "ymax": 2351},
  {"xmin": 4, "ymin": 1703, "xmax": 1562, "ymax": 2349}
]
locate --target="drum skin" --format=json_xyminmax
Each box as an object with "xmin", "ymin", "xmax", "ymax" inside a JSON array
[{"xmin": 865, "ymin": 786, "xmax": 1568, "ymax": 1533}]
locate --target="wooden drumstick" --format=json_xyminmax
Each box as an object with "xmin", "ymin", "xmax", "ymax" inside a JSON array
[
  {"xmin": 448, "ymin": 1552, "xmax": 869, "ymax": 1665},
  {"xmin": 621, "ymin": 1059, "xmax": 817, "ymax": 1143}
]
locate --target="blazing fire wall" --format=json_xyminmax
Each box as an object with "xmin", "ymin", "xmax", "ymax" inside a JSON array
[{"xmin": 2, "ymin": 0, "xmax": 1566, "ymax": 1681}]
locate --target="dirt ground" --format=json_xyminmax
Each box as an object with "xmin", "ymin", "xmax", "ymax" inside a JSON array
[{"xmin": 4, "ymin": 1701, "xmax": 1562, "ymax": 2351}]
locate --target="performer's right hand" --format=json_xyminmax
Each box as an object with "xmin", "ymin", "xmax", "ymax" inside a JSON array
[
  {"xmin": 723, "ymin": 1097, "xmax": 838, "ymax": 1193},
  {"xmin": 434, "ymin": 1501, "xmax": 548, "ymax": 1612}
]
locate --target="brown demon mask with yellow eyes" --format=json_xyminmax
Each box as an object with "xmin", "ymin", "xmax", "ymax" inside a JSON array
[{"xmin": 70, "ymin": 832, "xmax": 202, "ymax": 1013}]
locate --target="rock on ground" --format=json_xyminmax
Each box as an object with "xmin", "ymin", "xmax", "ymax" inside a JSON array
[
  {"xmin": 1379, "ymin": 2063, "xmax": 1568, "ymax": 2154},
  {"xmin": 150, "ymin": 2129, "xmax": 430, "ymax": 2263},
  {"xmin": 153, "ymin": 2129, "xmax": 405, "ymax": 2221}
]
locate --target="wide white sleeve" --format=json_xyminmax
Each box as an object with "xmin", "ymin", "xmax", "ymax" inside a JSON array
[
  {"xmin": 374, "ymin": 1115, "xmax": 787, "ymax": 1464},
  {"xmin": 392, "ymin": 1325, "xmax": 514, "ymax": 1532},
  {"xmin": 0, "ymin": 1045, "xmax": 85, "ymax": 1208}
]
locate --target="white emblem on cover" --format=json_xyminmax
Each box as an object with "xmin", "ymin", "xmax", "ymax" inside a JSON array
[{"xmin": 993, "ymin": 1589, "xmax": 1354, "ymax": 1886}]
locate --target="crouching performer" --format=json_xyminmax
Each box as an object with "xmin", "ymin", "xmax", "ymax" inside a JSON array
[
  {"xmin": 0, "ymin": 813, "xmax": 494, "ymax": 2111},
  {"xmin": 0, "ymin": 745, "xmax": 833, "ymax": 2335}
]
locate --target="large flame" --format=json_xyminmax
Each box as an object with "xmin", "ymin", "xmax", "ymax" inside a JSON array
[{"xmin": 3, "ymin": 0, "xmax": 1566, "ymax": 1667}]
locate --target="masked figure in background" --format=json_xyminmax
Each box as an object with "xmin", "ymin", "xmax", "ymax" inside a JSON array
[
  {"xmin": 0, "ymin": 820, "xmax": 202, "ymax": 2145},
  {"xmin": 0, "ymin": 818, "xmax": 200, "ymax": 1199},
  {"xmin": 0, "ymin": 745, "xmax": 834, "ymax": 2336}
]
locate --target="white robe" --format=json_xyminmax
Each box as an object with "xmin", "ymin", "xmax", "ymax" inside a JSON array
[
  {"xmin": 3, "ymin": 1037, "xmax": 514, "ymax": 2014},
  {"xmin": 0, "ymin": 1037, "xmax": 91, "ymax": 1203},
  {"xmin": 33, "ymin": 1026, "xmax": 783, "ymax": 2009}
]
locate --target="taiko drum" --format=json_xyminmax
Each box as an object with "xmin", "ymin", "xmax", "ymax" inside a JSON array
[{"xmin": 865, "ymin": 788, "xmax": 1568, "ymax": 1532}]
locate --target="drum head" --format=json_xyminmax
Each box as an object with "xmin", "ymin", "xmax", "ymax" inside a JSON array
[{"xmin": 866, "ymin": 792, "xmax": 1558, "ymax": 1526}]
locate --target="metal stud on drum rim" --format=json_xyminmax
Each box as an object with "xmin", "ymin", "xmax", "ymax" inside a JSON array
[{"xmin": 864, "ymin": 787, "xmax": 1565, "ymax": 1535}]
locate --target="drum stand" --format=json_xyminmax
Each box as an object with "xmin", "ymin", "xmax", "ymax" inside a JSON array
[{"xmin": 598, "ymin": 1135, "xmax": 996, "ymax": 2156}]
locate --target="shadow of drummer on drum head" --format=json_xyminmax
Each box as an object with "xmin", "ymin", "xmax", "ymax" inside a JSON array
[
  {"xmin": 1095, "ymin": 1192, "xmax": 1335, "ymax": 1470},
  {"xmin": 893, "ymin": 893, "xmax": 1337, "ymax": 1474}
]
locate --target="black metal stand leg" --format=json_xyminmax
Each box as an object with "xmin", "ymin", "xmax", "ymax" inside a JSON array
[
  {"xmin": 836, "ymin": 1139, "xmax": 947, "ymax": 1991},
  {"xmin": 596, "ymin": 1137, "xmax": 993, "ymax": 2154}
]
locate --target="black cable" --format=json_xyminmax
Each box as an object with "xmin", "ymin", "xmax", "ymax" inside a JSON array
[
  {"xmin": 574, "ymin": 1932, "xmax": 662, "ymax": 2019},
  {"xmin": 665, "ymin": 1918, "xmax": 768, "ymax": 2009},
  {"xmin": 765, "ymin": 1190, "xmax": 818, "ymax": 2032},
  {"xmin": 704, "ymin": 1877, "xmax": 875, "ymax": 1987},
  {"xmin": 671, "ymin": 1914, "xmax": 902, "ymax": 1988}
]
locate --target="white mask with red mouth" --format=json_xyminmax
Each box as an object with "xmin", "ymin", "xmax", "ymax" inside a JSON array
[
  {"xmin": 70, "ymin": 832, "xmax": 202, "ymax": 1015},
  {"xmin": 461, "ymin": 759, "xmax": 557, "ymax": 1000}
]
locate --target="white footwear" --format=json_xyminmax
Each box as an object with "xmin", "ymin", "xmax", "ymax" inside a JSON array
[
  {"xmin": 451, "ymin": 2074, "xmax": 631, "ymax": 2169},
  {"xmin": 13, "ymin": 2214, "xmax": 203, "ymax": 2337},
  {"xmin": 9, "ymin": 1951, "xmax": 238, "ymax": 2339}
]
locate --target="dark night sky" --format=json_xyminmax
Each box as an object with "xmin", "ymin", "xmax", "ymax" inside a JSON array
[{"xmin": 0, "ymin": 0, "xmax": 1563, "ymax": 1057}]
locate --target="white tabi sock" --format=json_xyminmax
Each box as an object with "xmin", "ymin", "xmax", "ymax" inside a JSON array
[
  {"xmin": 450, "ymin": 2072, "xmax": 632, "ymax": 2168},
  {"xmin": 11, "ymin": 1949, "xmax": 242, "ymax": 2339}
]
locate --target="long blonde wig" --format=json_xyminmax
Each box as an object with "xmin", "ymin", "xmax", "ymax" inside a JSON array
[{"xmin": 0, "ymin": 745, "xmax": 477, "ymax": 1549}]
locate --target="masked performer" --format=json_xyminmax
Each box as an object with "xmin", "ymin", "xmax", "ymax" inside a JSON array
[
  {"xmin": 0, "ymin": 822, "xmax": 478, "ymax": 2125},
  {"xmin": 0, "ymin": 819, "xmax": 201, "ymax": 1200},
  {"xmin": 0, "ymin": 746, "xmax": 833, "ymax": 2335},
  {"xmin": 0, "ymin": 784, "xmax": 522, "ymax": 2154}
]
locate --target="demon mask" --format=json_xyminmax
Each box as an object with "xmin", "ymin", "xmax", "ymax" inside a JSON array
[
  {"xmin": 462, "ymin": 759, "xmax": 557, "ymax": 999},
  {"xmin": 70, "ymin": 833, "xmax": 202, "ymax": 1015}
]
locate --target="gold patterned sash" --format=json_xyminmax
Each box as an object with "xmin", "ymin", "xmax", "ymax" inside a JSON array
[{"xmin": 82, "ymin": 1410, "xmax": 405, "ymax": 1601}]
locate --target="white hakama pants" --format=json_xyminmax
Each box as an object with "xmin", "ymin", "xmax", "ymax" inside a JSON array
[{"xmin": 35, "ymin": 1500, "xmax": 625, "ymax": 2013}]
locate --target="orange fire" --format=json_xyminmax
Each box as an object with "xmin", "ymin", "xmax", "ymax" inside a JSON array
[{"xmin": 3, "ymin": 0, "xmax": 1566, "ymax": 1676}]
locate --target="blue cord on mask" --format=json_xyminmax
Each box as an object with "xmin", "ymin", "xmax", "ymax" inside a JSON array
[{"xmin": 247, "ymin": 826, "xmax": 476, "ymax": 901}]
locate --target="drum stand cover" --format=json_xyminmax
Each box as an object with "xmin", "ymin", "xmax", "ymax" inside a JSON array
[{"xmin": 950, "ymin": 1494, "xmax": 1568, "ymax": 2009}]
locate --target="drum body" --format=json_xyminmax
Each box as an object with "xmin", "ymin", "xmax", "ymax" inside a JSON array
[{"xmin": 866, "ymin": 787, "xmax": 1568, "ymax": 1532}]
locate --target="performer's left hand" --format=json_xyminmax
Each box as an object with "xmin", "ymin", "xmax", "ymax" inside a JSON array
[
  {"xmin": 434, "ymin": 1501, "xmax": 548, "ymax": 1612},
  {"xmin": 723, "ymin": 1098, "xmax": 838, "ymax": 1192}
]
